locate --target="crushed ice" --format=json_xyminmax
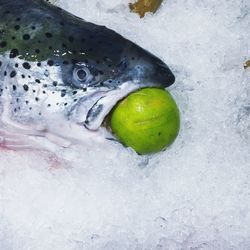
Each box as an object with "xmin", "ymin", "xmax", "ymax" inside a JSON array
[{"xmin": 0, "ymin": 0, "xmax": 249, "ymax": 249}]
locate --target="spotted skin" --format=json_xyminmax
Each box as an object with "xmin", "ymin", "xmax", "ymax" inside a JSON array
[{"xmin": 0, "ymin": 0, "xmax": 175, "ymax": 149}]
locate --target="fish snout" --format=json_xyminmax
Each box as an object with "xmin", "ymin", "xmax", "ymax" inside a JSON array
[
  {"xmin": 152, "ymin": 59, "xmax": 175, "ymax": 88},
  {"xmin": 123, "ymin": 44, "xmax": 175, "ymax": 88}
]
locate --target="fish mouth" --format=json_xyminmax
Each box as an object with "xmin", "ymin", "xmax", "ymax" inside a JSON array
[{"xmin": 83, "ymin": 82, "xmax": 140, "ymax": 130}]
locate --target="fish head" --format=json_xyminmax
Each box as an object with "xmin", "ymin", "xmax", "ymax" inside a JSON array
[
  {"xmin": 3, "ymin": 2, "xmax": 175, "ymax": 132},
  {"xmin": 55, "ymin": 23, "xmax": 175, "ymax": 130}
]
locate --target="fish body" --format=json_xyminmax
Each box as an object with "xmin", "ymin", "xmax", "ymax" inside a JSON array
[{"xmin": 0, "ymin": 0, "xmax": 175, "ymax": 149}]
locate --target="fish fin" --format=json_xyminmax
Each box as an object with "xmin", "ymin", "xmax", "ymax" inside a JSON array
[
  {"xmin": 0, "ymin": 125, "xmax": 70, "ymax": 152},
  {"xmin": 0, "ymin": 103, "xmax": 71, "ymax": 150},
  {"xmin": 44, "ymin": 132, "xmax": 72, "ymax": 148},
  {"xmin": 0, "ymin": 128, "xmax": 39, "ymax": 150}
]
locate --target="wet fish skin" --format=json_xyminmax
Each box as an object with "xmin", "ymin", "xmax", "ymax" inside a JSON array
[{"xmin": 0, "ymin": 0, "xmax": 175, "ymax": 148}]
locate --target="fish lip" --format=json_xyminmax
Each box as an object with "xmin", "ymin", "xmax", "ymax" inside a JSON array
[{"xmin": 83, "ymin": 81, "xmax": 142, "ymax": 131}]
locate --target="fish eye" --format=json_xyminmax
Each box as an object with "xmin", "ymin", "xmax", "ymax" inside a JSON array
[
  {"xmin": 76, "ymin": 68, "xmax": 87, "ymax": 81},
  {"xmin": 73, "ymin": 66, "xmax": 90, "ymax": 82}
]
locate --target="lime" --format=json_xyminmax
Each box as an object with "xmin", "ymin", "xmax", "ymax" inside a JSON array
[{"xmin": 110, "ymin": 88, "xmax": 180, "ymax": 154}]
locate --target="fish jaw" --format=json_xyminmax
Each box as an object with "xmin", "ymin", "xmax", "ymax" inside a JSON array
[{"xmin": 83, "ymin": 82, "xmax": 142, "ymax": 130}]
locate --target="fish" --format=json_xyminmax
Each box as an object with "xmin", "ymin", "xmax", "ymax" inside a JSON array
[{"xmin": 0, "ymin": 0, "xmax": 175, "ymax": 150}]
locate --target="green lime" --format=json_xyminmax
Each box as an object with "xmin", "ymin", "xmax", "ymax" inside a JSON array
[{"xmin": 110, "ymin": 88, "xmax": 180, "ymax": 154}]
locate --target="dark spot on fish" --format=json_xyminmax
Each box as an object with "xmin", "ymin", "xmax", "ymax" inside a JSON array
[
  {"xmin": 72, "ymin": 90, "xmax": 77, "ymax": 95},
  {"xmin": 61, "ymin": 90, "xmax": 66, "ymax": 97},
  {"xmin": 4, "ymin": 71, "xmax": 7, "ymax": 76},
  {"xmin": 47, "ymin": 60, "xmax": 54, "ymax": 66},
  {"xmin": 10, "ymin": 71, "xmax": 16, "ymax": 78},
  {"xmin": 12, "ymin": 36, "xmax": 16, "ymax": 40},
  {"xmin": 35, "ymin": 49, "xmax": 40, "ymax": 54},
  {"xmin": 16, "ymin": 17, "xmax": 21, "ymax": 22},
  {"xmin": 158, "ymin": 132, "xmax": 161, "ymax": 136},
  {"xmin": 14, "ymin": 25, "xmax": 20, "ymax": 30},
  {"xmin": 15, "ymin": 63, "xmax": 18, "ymax": 68},
  {"xmin": 45, "ymin": 32, "xmax": 52, "ymax": 38},
  {"xmin": 23, "ymin": 85, "xmax": 29, "ymax": 91},
  {"xmin": 35, "ymin": 79, "xmax": 41, "ymax": 83},
  {"xmin": 43, "ymin": 84, "xmax": 47, "ymax": 88},
  {"xmin": 74, "ymin": 99, "xmax": 77, "ymax": 102},
  {"xmin": 23, "ymin": 34, "xmax": 30, "ymax": 40},
  {"xmin": 37, "ymin": 62, "xmax": 41, "ymax": 67},
  {"xmin": 25, "ymin": 101, "xmax": 29, "ymax": 104},
  {"xmin": 10, "ymin": 48, "xmax": 19, "ymax": 58},
  {"xmin": 21, "ymin": 74, "xmax": 25, "ymax": 78},
  {"xmin": 64, "ymin": 103, "xmax": 68, "ymax": 106},
  {"xmin": 0, "ymin": 41, "xmax": 7, "ymax": 48},
  {"xmin": 35, "ymin": 97, "xmax": 39, "ymax": 101},
  {"xmin": 43, "ymin": 91, "xmax": 46, "ymax": 94},
  {"xmin": 31, "ymin": 26, "xmax": 36, "ymax": 30},
  {"xmin": 47, "ymin": 104, "xmax": 51, "ymax": 107},
  {"xmin": 52, "ymin": 81, "xmax": 57, "ymax": 86},
  {"xmin": 23, "ymin": 62, "xmax": 31, "ymax": 69},
  {"xmin": 12, "ymin": 85, "xmax": 16, "ymax": 91},
  {"xmin": 48, "ymin": 46, "xmax": 52, "ymax": 50}
]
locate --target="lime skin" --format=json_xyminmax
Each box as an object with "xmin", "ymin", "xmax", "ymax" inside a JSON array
[{"xmin": 110, "ymin": 88, "xmax": 180, "ymax": 155}]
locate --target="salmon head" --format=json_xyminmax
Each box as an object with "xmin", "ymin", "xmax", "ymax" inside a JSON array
[{"xmin": 0, "ymin": 0, "xmax": 175, "ymax": 147}]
